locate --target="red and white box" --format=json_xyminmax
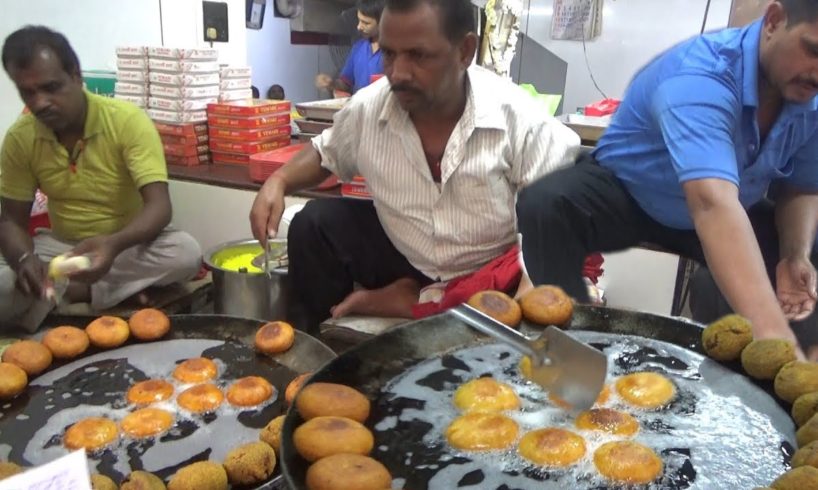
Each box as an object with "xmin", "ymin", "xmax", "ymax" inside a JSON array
[
  {"xmin": 117, "ymin": 70, "xmax": 148, "ymax": 83},
  {"xmin": 166, "ymin": 153, "xmax": 211, "ymax": 167},
  {"xmin": 160, "ymin": 133, "xmax": 209, "ymax": 146},
  {"xmin": 149, "ymin": 72, "xmax": 220, "ymax": 87},
  {"xmin": 149, "ymin": 96, "xmax": 217, "ymax": 112},
  {"xmin": 208, "ymin": 125, "xmax": 291, "ymax": 142},
  {"xmin": 163, "ymin": 142, "xmax": 210, "ymax": 157},
  {"xmin": 149, "ymin": 59, "xmax": 219, "ymax": 74},
  {"xmin": 115, "ymin": 94, "xmax": 148, "ymax": 108},
  {"xmin": 211, "ymin": 151, "xmax": 252, "ymax": 166},
  {"xmin": 249, "ymin": 144, "xmax": 337, "ymax": 189},
  {"xmin": 154, "ymin": 122, "xmax": 207, "ymax": 137},
  {"xmin": 220, "ymin": 66, "xmax": 252, "ymax": 79},
  {"xmin": 207, "ymin": 113, "xmax": 290, "ymax": 129},
  {"xmin": 148, "ymin": 47, "xmax": 218, "ymax": 60},
  {"xmin": 341, "ymin": 176, "xmax": 372, "ymax": 199},
  {"xmin": 207, "ymin": 100, "xmax": 291, "ymax": 117},
  {"xmin": 148, "ymin": 108, "xmax": 207, "ymax": 124},
  {"xmin": 150, "ymin": 84, "xmax": 220, "ymax": 99},
  {"xmin": 209, "ymin": 134, "xmax": 290, "ymax": 154}
]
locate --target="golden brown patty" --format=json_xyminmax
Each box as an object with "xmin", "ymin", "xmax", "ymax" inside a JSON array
[
  {"xmin": 792, "ymin": 440, "xmax": 818, "ymax": 469},
  {"xmin": 127, "ymin": 379, "xmax": 175, "ymax": 405},
  {"xmin": 575, "ymin": 408, "xmax": 639, "ymax": 436},
  {"xmin": 177, "ymin": 383, "xmax": 224, "ymax": 413},
  {"xmin": 119, "ymin": 471, "xmax": 166, "ymax": 490},
  {"xmin": 519, "ymin": 285, "xmax": 574, "ymax": 326},
  {"xmin": 89, "ymin": 473, "xmax": 117, "ymax": 490},
  {"xmin": 86, "ymin": 316, "xmax": 130, "ymax": 349},
  {"xmin": 445, "ymin": 412, "xmax": 519, "ymax": 451},
  {"xmin": 774, "ymin": 361, "xmax": 818, "ymax": 404},
  {"xmin": 305, "ymin": 453, "xmax": 392, "ymax": 490},
  {"xmin": 173, "ymin": 358, "xmax": 218, "ymax": 384},
  {"xmin": 615, "ymin": 372, "xmax": 676, "ymax": 409},
  {"xmin": 42, "ymin": 326, "xmax": 90, "ymax": 360},
  {"xmin": 121, "ymin": 408, "xmax": 175, "ymax": 439},
  {"xmin": 223, "ymin": 441, "xmax": 277, "ymax": 486},
  {"xmin": 285, "ymin": 372, "xmax": 312, "ymax": 405},
  {"xmin": 167, "ymin": 461, "xmax": 228, "ymax": 490},
  {"xmin": 254, "ymin": 321, "xmax": 296, "ymax": 354},
  {"xmin": 798, "ymin": 413, "xmax": 818, "ymax": 448},
  {"xmin": 467, "ymin": 290, "xmax": 522, "ymax": 328},
  {"xmin": 293, "ymin": 416, "xmax": 374, "ymax": 462},
  {"xmin": 63, "ymin": 417, "xmax": 119, "ymax": 452},
  {"xmin": 128, "ymin": 308, "xmax": 171, "ymax": 341},
  {"xmin": 741, "ymin": 339, "xmax": 797, "ymax": 380},
  {"xmin": 296, "ymin": 382, "xmax": 371, "ymax": 423},
  {"xmin": 593, "ymin": 441, "xmax": 663, "ymax": 484},
  {"xmin": 701, "ymin": 314, "xmax": 753, "ymax": 362},
  {"xmin": 226, "ymin": 376, "xmax": 275, "ymax": 407},
  {"xmin": 771, "ymin": 466, "xmax": 818, "ymax": 489},
  {"xmin": 793, "ymin": 392, "xmax": 818, "ymax": 428},
  {"xmin": 260, "ymin": 415, "xmax": 285, "ymax": 453},
  {"xmin": 517, "ymin": 428, "xmax": 586, "ymax": 467},
  {"xmin": 2, "ymin": 340, "xmax": 52, "ymax": 376},
  {"xmin": 453, "ymin": 377, "xmax": 520, "ymax": 412},
  {"xmin": 0, "ymin": 363, "xmax": 28, "ymax": 400}
]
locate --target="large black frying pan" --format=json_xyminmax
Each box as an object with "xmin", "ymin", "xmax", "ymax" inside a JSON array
[
  {"xmin": 280, "ymin": 305, "xmax": 796, "ymax": 489},
  {"xmin": 0, "ymin": 314, "xmax": 336, "ymax": 490}
]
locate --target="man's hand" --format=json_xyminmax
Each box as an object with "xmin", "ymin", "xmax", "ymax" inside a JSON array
[
  {"xmin": 67, "ymin": 236, "xmax": 119, "ymax": 284},
  {"xmin": 776, "ymin": 257, "xmax": 818, "ymax": 321},
  {"xmin": 14, "ymin": 254, "xmax": 49, "ymax": 298},
  {"xmin": 250, "ymin": 176, "xmax": 286, "ymax": 245},
  {"xmin": 315, "ymin": 73, "xmax": 333, "ymax": 90}
]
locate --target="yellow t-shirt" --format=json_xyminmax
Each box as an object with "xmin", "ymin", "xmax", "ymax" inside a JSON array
[{"xmin": 0, "ymin": 91, "xmax": 167, "ymax": 242}]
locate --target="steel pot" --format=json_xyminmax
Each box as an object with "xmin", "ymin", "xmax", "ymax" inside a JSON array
[{"xmin": 204, "ymin": 238, "xmax": 290, "ymax": 322}]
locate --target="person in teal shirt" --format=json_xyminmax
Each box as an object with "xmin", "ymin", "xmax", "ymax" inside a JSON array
[{"xmin": 316, "ymin": 0, "xmax": 384, "ymax": 95}]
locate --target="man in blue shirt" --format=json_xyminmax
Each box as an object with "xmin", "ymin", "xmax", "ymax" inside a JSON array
[
  {"xmin": 517, "ymin": 0, "xmax": 818, "ymax": 359},
  {"xmin": 316, "ymin": 0, "xmax": 384, "ymax": 95}
]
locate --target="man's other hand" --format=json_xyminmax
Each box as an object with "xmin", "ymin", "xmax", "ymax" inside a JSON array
[
  {"xmin": 68, "ymin": 236, "xmax": 118, "ymax": 284},
  {"xmin": 776, "ymin": 257, "xmax": 818, "ymax": 321},
  {"xmin": 15, "ymin": 254, "xmax": 48, "ymax": 298},
  {"xmin": 250, "ymin": 176, "xmax": 286, "ymax": 246}
]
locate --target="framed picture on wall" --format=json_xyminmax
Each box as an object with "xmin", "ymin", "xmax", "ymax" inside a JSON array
[{"xmin": 728, "ymin": 0, "xmax": 770, "ymax": 27}]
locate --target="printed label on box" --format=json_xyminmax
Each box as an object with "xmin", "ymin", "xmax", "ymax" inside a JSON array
[
  {"xmin": 207, "ymin": 113, "xmax": 290, "ymax": 129},
  {"xmin": 208, "ymin": 125, "xmax": 291, "ymax": 141},
  {"xmin": 219, "ymin": 78, "xmax": 252, "ymax": 90},
  {"xmin": 163, "ymin": 142, "xmax": 210, "ymax": 157},
  {"xmin": 148, "ymin": 46, "xmax": 218, "ymax": 60},
  {"xmin": 115, "ymin": 94, "xmax": 148, "ymax": 107},
  {"xmin": 149, "ymin": 96, "xmax": 218, "ymax": 111},
  {"xmin": 207, "ymin": 99, "xmax": 291, "ymax": 116},
  {"xmin": 150, "ymin": 84, "xmax": 220, "ymax": 99},
  {"xmin": 154, "ymin": 122, "xmax": 208, "ymax": 136},
  {"xmin": 148, "ymin": 108, "xmax": 208, "ymax": 123},
  {"xmin": 219, "ymin": 66, "xmax": 252, "ymax": 79},
  {"xmin": 114, "ymin": 82, "xmax": 148, "ymax": 95},
  {"xmin": 149, "ymin": 72, "xmax": 220, "ymax": 87},
  {"xmin": 116, "ymin": 57, "xmax": 148, "ymax": 70},
  {"xmin": 211, "ymin": 151, "xmax": 252, "ymax": 165},
  {"xmin": 116, "ymin": 46, "xmax": 148, "ymax": 57},
  {"xmin": 209, "ymin": 135, "xmax": 290, "ymax": 154},
  {"xmin": 149, "ymin": 59, "xmax": 219, "ymax": 73},
  {"xmin": 116, "ymin": 70, "xmax": 148, "ymax": 82},
  {"xmin": 166, "ymin": 153, "xmax": 211, "ymax": 166},
  {"xmin": 161, "ymin": 133, "xmax": 209, "ymax": 146},
  {"xmin": 218, "ymin": 88, "xmax": 253, "ymax": 102}
]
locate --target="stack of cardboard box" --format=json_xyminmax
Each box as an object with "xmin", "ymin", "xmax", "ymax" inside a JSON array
[
  {"xmin": 219, "ymin": 66, "xmax": 253, "ymax": 102},
  {"xmin": 146, "ymin": 48, "xmax": 219, "ymax": 166},
  {"xmin": 207, "ymin": 99, "xmax": 292, "ymax": 166},
  {"xmin": 114, "ymin": 46, "xmax": 149, "ymax": 109}
]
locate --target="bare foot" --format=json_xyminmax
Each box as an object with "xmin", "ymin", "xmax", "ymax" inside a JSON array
[{"xmin": 331, "ymin": 278, "xmax": 421, "ymax": 319}]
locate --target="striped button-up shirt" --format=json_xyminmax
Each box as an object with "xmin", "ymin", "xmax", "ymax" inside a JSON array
[{"xmin": 314, "ymin": 65, "xmax": 580, "ymax": 281}]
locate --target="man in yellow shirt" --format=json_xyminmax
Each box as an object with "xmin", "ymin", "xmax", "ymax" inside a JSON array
[{"xmin": 0, "ymin": 26, "xmax": 201, "ymax": 331}]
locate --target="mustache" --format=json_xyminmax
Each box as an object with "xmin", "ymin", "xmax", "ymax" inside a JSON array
[
  {"xmin": 390, "ymin": 84, "xmax": 421, "ymax": 94},
  {"xmin": 34, "ymin": 108, "xmax": 58, "ymax": 119},
  {"xmin": 795, "ymin": 77, "xmax": 818, "ymax": 89}
]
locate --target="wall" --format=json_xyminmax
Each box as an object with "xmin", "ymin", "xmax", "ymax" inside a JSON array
[
  {"xmin": 169, "ymin": 180, "xmax": 308, "ymax": 253},
  {"xmin": 521, "ymin": 0, "xmax": 732, "ymax": 114},
  {"xmin": 0, "ymin": 0, "xmax": 247, "ymax": 138},
  {"xmin": 245, "ymin": 6, "xmax": 337, "ymax": 103}
]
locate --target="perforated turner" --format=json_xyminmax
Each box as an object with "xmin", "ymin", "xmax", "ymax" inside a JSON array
[{"xmin": 451, "ymin": 304, "xmax": 608, "ymax": 413}]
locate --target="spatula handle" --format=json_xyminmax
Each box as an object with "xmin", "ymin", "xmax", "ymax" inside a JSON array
[{"xmin": 450, "ymin": 305, "xmax": 539, "ymax": 359}]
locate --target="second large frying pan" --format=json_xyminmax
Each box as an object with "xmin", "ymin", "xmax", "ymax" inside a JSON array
[{"xmin": 280, "ymin": 305, "xmax": 796, "ymax": 489}]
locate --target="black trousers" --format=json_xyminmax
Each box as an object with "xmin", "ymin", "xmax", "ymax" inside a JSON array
[
  {"xmin": 287, "ymin": 198, "xmax": 431, "ymax": 333},
  {"xmin": 516, "ymin": 154, "xmax": 818, "ymax": 349}
]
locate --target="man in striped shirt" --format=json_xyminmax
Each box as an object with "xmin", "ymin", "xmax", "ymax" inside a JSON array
[{"xmin": 250, "ymin": 0, "xmax": 579, "ymax": 331}]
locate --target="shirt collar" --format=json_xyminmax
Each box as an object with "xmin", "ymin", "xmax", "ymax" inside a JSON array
[
  {"xmin": 741, "ymin": 20, "xmax": 818, "ymax": 114},
  {"xmin": 33, "ymin": 90, "xmax": 103, "ymax": 141},
  {"xmin": 741, "ymin": 19, "xmax": 763, "ymax": 109},
  {"xmin": 378, "ymin": 65, "xmax": 508, "ymax": 131}
]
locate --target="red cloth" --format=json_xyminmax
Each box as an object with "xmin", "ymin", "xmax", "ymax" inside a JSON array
[{"xmin": 412, "ymin": 248, "xmax": 605, "ymax": 319}]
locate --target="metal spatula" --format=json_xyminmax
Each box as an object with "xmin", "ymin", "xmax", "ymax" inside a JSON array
[
  {"xmin": 451, "ymin": 304, "xmax": 608, "ymax": 413},
  {"xmin": 250, "ymin": 237, "xmax": 287, "ymax": 275}
]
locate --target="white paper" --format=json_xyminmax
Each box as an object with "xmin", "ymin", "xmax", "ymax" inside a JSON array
[{"xmin": 0, "ymin": 451, "xmax": 92, "ymax": 490}]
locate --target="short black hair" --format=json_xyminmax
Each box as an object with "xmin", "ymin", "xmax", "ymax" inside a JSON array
[
  {"xmin": 384, "ymin": 0, "xmax": 474, "ymax": 42},
  {"xmin": 2, "ymin": 25, "xmax": 81, "ymax": 75},
  {"xmin": 357, "ymin": 0, "xmax": 385, "ymax": 20},
  {"xmin": 781, "ymin": 0, "xmax": 818, "ymax": 26},
  {"xmin": 267, "ymin": 84, "xmax": 285, "ymax": 100}
]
